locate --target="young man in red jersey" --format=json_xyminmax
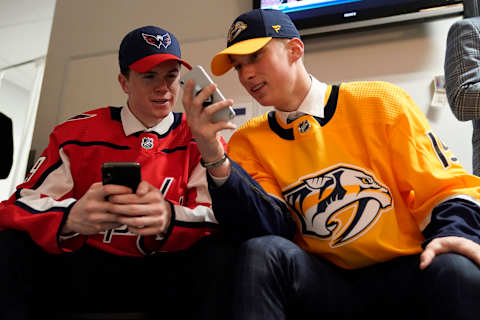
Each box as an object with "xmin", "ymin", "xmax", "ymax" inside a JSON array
[
  {"xmin": 0, "ymin": 25, "xmax": 234, "ymax": 320},
  {"xmin": 183, "ymin": 8, "xmax": 480, "ymax": 320}
]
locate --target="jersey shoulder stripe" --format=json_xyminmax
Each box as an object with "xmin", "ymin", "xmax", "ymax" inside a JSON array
[{"xmin": 59, "ymin": 140, "xmax": 131, "ymax": 150}]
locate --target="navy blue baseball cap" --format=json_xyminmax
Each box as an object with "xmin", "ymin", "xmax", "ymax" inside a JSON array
[
  {"xmin": 211, "ymin": 9, "xmax": 300, "ymax": 76},
  {"xmin": 119, "ymin": 25, "xmax": 192, "ymax": 73}
]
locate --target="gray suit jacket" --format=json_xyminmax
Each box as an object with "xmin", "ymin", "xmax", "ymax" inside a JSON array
[{"xmin": 445, "ymin": 17, "xmax": 480, "ymax": 176}]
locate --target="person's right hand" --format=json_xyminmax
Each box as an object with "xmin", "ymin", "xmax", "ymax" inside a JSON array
[
  {"xmin": 182, "ymin": 80, "xmax": 236, "ymax": 163},
  {"xmin": 61, "ymin": 182, "xmax": 130, "ymax": 235}
]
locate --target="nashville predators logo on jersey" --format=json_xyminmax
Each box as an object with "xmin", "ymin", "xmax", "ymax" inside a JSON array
[{"xmin": 283, "ymin": 164, "xmax": 392, "ymax": 247}]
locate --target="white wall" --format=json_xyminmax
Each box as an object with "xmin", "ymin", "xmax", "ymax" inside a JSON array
[
  {"xmin": 32, "ymin": 0, "xmax": 251, "ymax": 158},
  {"xmin": 0, "ymin": 0, "xmax": 55, "ymax": 200},
  {"xmin": 32, "ymin": 1, "xmax": 473, "ymax": 176},
  {"xmin": 0, "ymin": 0, "xmax": 55, "ymax": 90}
]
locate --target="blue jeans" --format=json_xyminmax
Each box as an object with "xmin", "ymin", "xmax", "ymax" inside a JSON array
[{"xmin": 233, "ymin": 235, "xmax": 480, "ymax": 320}]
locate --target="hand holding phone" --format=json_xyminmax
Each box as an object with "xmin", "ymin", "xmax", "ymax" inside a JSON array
[
  {"xmin": 180, "ymin": 65, "xmax": 236, "ymax": 123},
  {"xmin": 101, "ymin": 162, "xmax": 141, "ymax": 193}
]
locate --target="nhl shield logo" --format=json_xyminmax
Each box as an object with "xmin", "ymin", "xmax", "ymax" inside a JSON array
[
  {"xmin": 298, "ymin": 120, "xmax": 311, "ymax": 133},
  {"xmin": 141, "ymin": 137, "xmax": 154, "ymax": 150}
]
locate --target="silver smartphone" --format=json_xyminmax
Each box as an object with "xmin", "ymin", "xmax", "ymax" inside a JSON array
[{"xmin": 180, "ymin": 65, "xmax": 236, "ymax": 123}]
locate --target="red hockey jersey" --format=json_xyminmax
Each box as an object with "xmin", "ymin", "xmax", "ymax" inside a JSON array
[{"xmin": 0, "ymin": 106, "xmax": 220, "ymax": 256}]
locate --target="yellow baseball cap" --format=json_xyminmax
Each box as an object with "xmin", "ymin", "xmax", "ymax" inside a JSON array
[{"xmin": 211, "ymin": 9, "xmax": 300, "ymax": 76}]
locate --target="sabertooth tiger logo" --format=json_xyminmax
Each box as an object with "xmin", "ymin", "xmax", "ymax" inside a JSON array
[
  {"xmin": 283, "ymin": 165, "xmax": 392, "ymax": 247},
  {"xmin": 228, "ymin": 21, "xmax": 247, "ymax": 43}
]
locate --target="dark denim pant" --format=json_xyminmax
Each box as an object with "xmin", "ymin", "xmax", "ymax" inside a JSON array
[
  {"xmin": 233, "ymin": 235, "xmax": 480, "ymax": 320},
  {"xmin": 0, "ymin": 229, "xmax": 236, "ymax": 320}
]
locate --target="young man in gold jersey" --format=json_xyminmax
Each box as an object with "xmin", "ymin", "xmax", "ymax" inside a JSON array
[{"xmin": 182, "ymin": 8, "xmax": 480, "ymax": 320}]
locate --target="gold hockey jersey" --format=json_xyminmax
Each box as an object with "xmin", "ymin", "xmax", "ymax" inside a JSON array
[{"xmin": 228, "ymin": 80, "xmax": 480, "ymax": 269}]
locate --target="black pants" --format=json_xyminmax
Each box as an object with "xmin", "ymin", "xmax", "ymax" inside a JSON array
[
  {"xmin": 0, "ymin": 230, "xmax": 237, "ymax": 320},
  {"xmin": 233, "ymin": 235, "xmax": 480, "ymax": 320}
]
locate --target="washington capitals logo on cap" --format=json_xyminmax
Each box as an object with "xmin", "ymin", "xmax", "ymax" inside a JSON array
[
  {"xmin": 142, "ymin": 32, "xmax": 172, "ymax": 49},
  {"xmin": 119, "ymin": 25, "xmax": 192, "ymax": 72},
  {"xmin": 228, "ymin": 21, "xmax": 247, "ymax": 43}
]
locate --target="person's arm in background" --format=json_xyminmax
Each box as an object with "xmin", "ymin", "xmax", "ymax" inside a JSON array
[
  {"xmin": 445, "ymin": 17, "xmax": 480, "ymax": 121},
  {"xmin": 182, "ymin": 80, "xmax": 297, "ymax": 243}
]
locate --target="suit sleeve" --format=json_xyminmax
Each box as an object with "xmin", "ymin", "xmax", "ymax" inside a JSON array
[
  {"xmin": 0, "ymin": 129, "xmax": 82, "ymax": 254},
  {"xmin": 445, "ymin": 18, "xmax": 480, "ymax": 121}
]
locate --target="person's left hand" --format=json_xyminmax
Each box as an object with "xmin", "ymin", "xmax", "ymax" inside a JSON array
[
  {"xmin": 105, "ymin": 181, "xmax": 172, "ymax": 236},
  {"xmin": 419, "ymin": 236, "xmax": 480, "ymax": 269}
]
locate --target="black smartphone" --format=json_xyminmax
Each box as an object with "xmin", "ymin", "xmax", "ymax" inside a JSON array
[
  {"xmin": 180, "ymin": 65, "xmax": 236, "ymax": 123},
  {"xmin": 101, "ymin": 162, "xmax": 141, "ymax": 193}
]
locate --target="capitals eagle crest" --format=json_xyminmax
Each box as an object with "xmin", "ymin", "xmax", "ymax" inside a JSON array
[{"xmin": 142, "ymin": 32, "xmax": 172, "ymax": 49}]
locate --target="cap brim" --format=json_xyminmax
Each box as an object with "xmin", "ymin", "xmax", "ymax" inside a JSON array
[
  {"xmin": 129, "ymin": 53, "xmax": 192, "ymax": 72},
  {"xmin": 211, "ymin": 37, "xmax": 272, "ymax": 76}
]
